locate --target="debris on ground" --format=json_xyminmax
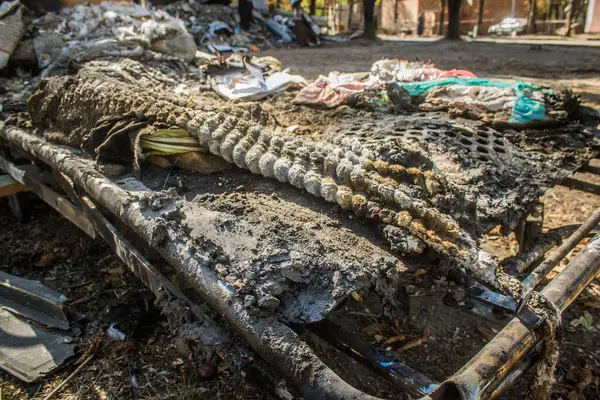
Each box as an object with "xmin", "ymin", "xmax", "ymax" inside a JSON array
[
  {"xmin": 294, "ymin": 58, "xmax": 579, "ymax": 125},
  {"xmin": 0, "ymin": 271, "xmax": 75, "ymax": 382},
  {"xmin": 209, "ymin": 55, "xmax": 307, "ymax": 101},
  {"xmin": 31, "ymin": 1, "xmax": 197, "ymax": 75},
  {"xmin": 0, "ymin": 200, "xmax": 270, "ymax": 399},
  {"xmin": 0, "ymin": 0, "xmax": 28, "ymax": 69},
  {"xmin": 159, "ymin": 1, "xmax": 321, "ymax": 51},
  {"xmin": 0, "ymin": 270, "xmax": 69, "ymax": 329},
  {"xmin": 161, "ymin": 2, "xmax": 272, "ymax": 52},
  {"xmin": 102, "ymin": 290, "xmax": 156, "ymax": 341}
]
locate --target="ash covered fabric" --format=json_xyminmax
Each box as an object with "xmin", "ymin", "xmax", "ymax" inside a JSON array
[
  {"xmin": 293, "ymin": 59, "xmax": 477, "ymax": 108},
  {"xmin": 0, "ymin": 1, "xmax": 27, "ymax": 70},
  {"xmin": 292, "ymin": 72, "xmax": 383, "ymax": 107},
  {"xmin": 398, "ymin": 78, "xmax": 548, "ymax": 123},
  {"xmin": 370, "ymin": 58, "xmax": 476, "ymax": 82}
]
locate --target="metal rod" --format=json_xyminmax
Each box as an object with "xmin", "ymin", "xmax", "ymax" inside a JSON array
[
  {"xmin": 0, "ymin": 155, "xmax": 96, "ymax": 237},
  {"xmin": 502, "ymin": 225, "xmax": 578, "ymax": 274},
  {"xmin": 487, "ymin": 357, "xmax": 532, "ymax": 400},
  {"xmin": 47, "ymin": 169, "xmax": 290, "ymax": 398},
  {"xmin": 1, "ymin": 126, "xmax": 381, "ymax": 400},
  {"xmin": 523, "ymin": 207, "xmax": 600, "ymax": 288},
  {"xmin": 426, "ymin": 233, "xmax": 600, "ymax": 400},
  {"xmin": 307, "ymin": 320, "xmax": 438, "ymax": 397}
]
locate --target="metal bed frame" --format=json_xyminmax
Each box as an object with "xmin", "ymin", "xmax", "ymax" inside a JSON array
[{"xmin": 2, "ymin": 125, "xmax": 600, "ymax": 400}]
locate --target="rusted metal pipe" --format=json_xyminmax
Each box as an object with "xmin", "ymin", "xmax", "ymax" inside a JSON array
[
  {"xmin": 425, "ymin": 233, "xmax": 600, "ymax": 400},
  {"xmin": 501, "ymin": 225, "xmax": 578, "ymax": 274},
  {"xmin": 487, "ymin": 357, "xmax": 531, "ymax": 400},
  {"xmin": 307, "ymin": 320, "xmax": 438, "ymax": 397},
  {"xmin": 523, "ymin": 206, "xmax": 600, "ymax": 288},
  {"xmin": 0, "ymin": 155, "xmax": 295, "ymax": 398},
  {"xmin": 1, "ymin": 126, "xmax": 381, "ymax": 400}
]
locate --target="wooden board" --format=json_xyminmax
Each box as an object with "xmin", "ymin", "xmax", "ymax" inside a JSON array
[{"xmin": 0, "ymin": 175, "xmax": 27, "ymax": 198}]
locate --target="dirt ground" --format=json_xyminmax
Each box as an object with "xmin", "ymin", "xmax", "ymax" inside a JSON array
[{"xmin": 2, "ymin": 39, "xmax": 600, "ymax": 399}]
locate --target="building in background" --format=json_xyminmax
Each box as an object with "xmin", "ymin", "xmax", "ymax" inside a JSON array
[
  {"xmin": 378, "ymin": 0, "xmax": 537, "ymax": 36},
  {"xmin": 587, "ymin": 0, "xmax": 600, "ymax": 33},
  {"xmin": 380, "ymin": 0, "xmax": 419, "ymax": 34}
]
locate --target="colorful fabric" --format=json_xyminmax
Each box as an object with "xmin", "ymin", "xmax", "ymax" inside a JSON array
[{"xmin": 397, "ymin": 77, "xmax": 547, "ymax": 123}]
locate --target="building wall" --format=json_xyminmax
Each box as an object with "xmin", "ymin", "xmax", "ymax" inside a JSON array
[
  {"xmin": 380, "ymin": 0, "xmax": 419, "ymax": 34},
  {"xmin": 461, "ymin": 0, "xmax": 528, "ymax": 33},
  {"xmin": 329, "ymin": 4, "xmax": 382, "ymax": 33},
  {"xmin": 333, "ymin": 4, "xmax": 365, "ymax": 32},
  {"xmin": 587, "ymin": 0, "xmax": 600, "ymax": 33}
]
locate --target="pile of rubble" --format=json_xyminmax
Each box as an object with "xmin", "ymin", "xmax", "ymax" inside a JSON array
[
  {"xmin": 161, "ymin": 1, "xmax": 274, "ymax": 52},
  {"xmin": 0, "ymin": 0, "xmax": 320, "ymax": 79},
  {"xmin": 161, "ymin": 1, "xmax": 322, "ymax": 51}
]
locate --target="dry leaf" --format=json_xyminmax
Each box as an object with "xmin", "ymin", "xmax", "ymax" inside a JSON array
[
  {"xmin": 362, "ymin": 322, "xmax": 385, "ymax": 335},
  {"xmin": 477, "ymin": 326, "xmax": 496, "ymax": 341},
  {"xmin": 580, "ymin": 364, "xmax": 594, "ymax": 386},
  {"xmin": 35, "ymin": 252, "xmax": 57, "ymax": 267},
  {"xmin": 571, "ymin": 311, "xmax": 593, "ymax": 330},
  {"xmin": 75, "ymin": 336, "xmax": 102, "ymax": 365},
  {"xmin": 382, "ymin": 334, "xmax": 407, "ymax": 347},
  {"xmin": 350, "ymin": 291, "xmax": 364, "ymax": 303},
  {"xmin": 101, "ymin": 266, "xmax": 125, "ymax": 276}
]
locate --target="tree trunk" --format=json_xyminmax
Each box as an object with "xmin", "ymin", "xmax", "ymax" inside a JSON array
[
  {"xmin": 363, "ymin": 0, "xmax": 376, "ymax": 39},
  {"xmin": 310, "ymin": 0, "xmax": 316, "ymax": 15},
  {"xmin": 446, "ymin": 0, "xmax": 462, "ymax": 39},
  {"xmin": 475, "ymin": 0, "xmax": 484, "ymax": 36},
  {"xmin": 564, "ymin": 0, "xmax": 574, "ymax": 36},
  {"xmin": 348, "ymin": 0, "xmax": 354, "ymax": 31},
  {"xmin": 527, "ymin": 0, "xmax": 537, "ymax": 34},
  {"xmin": 239, "ymin": 0, "xmax": 253, "ymax": 31},
  {"xmin": 438, "ymin": 0, "xmax": 446, "ymax": 35}
]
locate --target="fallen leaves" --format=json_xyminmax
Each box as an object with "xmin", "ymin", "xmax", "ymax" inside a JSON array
[
  {"xmin": 562, "ymin": 363, "xmax": 598, "ymax": 400},
  {"xmin": 75, "ymin": 337, "xmax": 102, "ymax": 365},
  {"xmin": 381, "ymin": 334, "xmax": 408, "ymax": 347},
  {"xmin": 35, "ymin": 252, "xmax": 58, "ymax": 267},
  {"xmin": 476, "ymin": 326, "xmax": 498, "ymax": 341},
  {"xmin": 101, "ymin": 265, "xmax": 126, "ymax": 286},
  {"xmin": 350, "ymin": 290, "xmax": 364, "ymax": 304},
  {"xmin": 396, "ymin": 333, "xmax": 429, "ymax": 354},
  {"xmin": 172, "ymin": 358, "xmax": 184, "ymax": 366}
]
